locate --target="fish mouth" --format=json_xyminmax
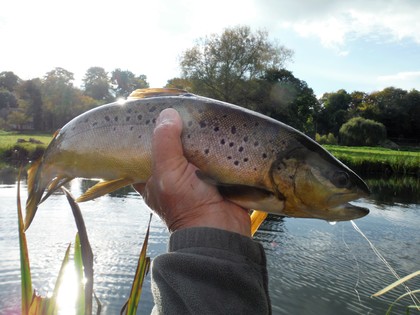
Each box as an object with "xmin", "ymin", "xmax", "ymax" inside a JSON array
[{"xmin": 321, "ymin": 203, "xmax": 369, "ymax": 221}]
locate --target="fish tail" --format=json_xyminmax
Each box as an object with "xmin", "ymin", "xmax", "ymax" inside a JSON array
[{"xmin": 25, "ymin": 159, "xmax": 49, "ymax": 230}]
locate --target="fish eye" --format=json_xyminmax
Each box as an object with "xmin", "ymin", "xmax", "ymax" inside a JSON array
[{"xmin": 331, "ymin": 171, "xmax": 350, "ymax": 188}]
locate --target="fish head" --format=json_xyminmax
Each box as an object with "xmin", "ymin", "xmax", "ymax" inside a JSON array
[{"xmin": 270, "ymin": 140, "xmax": 370, "ymax": 221}]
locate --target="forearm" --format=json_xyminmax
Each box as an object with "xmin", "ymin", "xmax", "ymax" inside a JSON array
[{"xmin": 151, "ymin": 227, "xmax": 271, "ymax": 315}]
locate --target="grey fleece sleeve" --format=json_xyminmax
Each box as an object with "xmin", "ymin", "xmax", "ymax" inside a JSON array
[{"xmin": 151, "ymin": 227, "xmax": 271, "ymax": 315}]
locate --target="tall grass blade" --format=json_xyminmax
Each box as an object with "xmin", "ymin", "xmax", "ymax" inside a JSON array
[
  {"xmin": 62, "ymin": 188, "xmax": 95, "ymax": 315},
  {"xmin": 373, "ymin": 271, "xmax": 420, "ymax": 297},
  {"xmin": 74, "ymin": 233, "xmax": 86, "ymax": 315},
  {"xmin": 122, "ymin": 214, "xmax": 152, "ymax": 315},
  {"xmin": 47, "ymin": 243, "xmax": 72, "ymax": 314},
  {"xmin": 383, "ymin": 289, "xmax": 420, "ymax": 315},
  {"xmin": 17, "ymin": 168, "xmax": 32, "ymax": 315}
]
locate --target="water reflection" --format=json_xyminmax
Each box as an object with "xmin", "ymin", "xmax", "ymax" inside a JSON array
[
  {"xmin": 0, "ymin": 173, "xmax": 419, "ymax": 314},
  {"xmin": 366, "ymin": 175, "xmax": 419, "ymax": 205}
]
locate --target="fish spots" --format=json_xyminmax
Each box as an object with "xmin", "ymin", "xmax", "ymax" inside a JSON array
[
  {"xmin": 130, "ymin": 126, "xmax": 134, "ymax": 131},
  {"xmin": 238, "ymin": 146, "xmax": 244, "ymax": 152},
  {"xmin": 187, "ymin": 134, "xmax": 191, "ymax": 139},
  {"xmin": 220, "ymin": 139, "xmax": 226, "ymax": 145},
  {"xmin": 84, "ymin": 118, "xmax": 89, "ymax": 123},
  {"xmin": 152, "ymin": 118, "xmax": 156, "ymax": 124},
  {"xmin": 234, "ymin": 161, "xmax": 239, "ymax": 166},
  {"xmin": 243, "ymin": 158, "xmax": 249, "ymax": 162},
  {"xmin": 114, "ymin": 116, "xmax": 119, "ymax": 121},
  {"xmin": 229, "ymin": 142, "xmax": 234, "ymax": 147},
  {"xmin": 145, "ymin": 120, "xmax": 150, "ymax": 125},
  {"xmin": 137, "ymin": 114, "xmax": 143, "ymax": 120},
  {"xmin": 204, "ymin": 148, "xmax": 209, "ymax": 155},
  {"xmin": 231, "ymin": 126, "xmax": 236, "ymax": 134},
  {"xmin": 262, "ymin": 153, "xmax": 268, "ymax": 159},
  {"xmin": 138, "ymin": 135, "xmax": 142, "ymax": 139},
  {"xmin": 105, "ymin": 115, "xmax": 110, "ymax": 122},
  {"xmin": 126, "ymin": 116, "xmax": 130, "ymax": 122},
  {"xmin": 254, "ymin": 141, "xmax": 259, "ymax": 147},
  {"xmin": 188, "ymin": 121, "xmax": 193, "ymax": 127},
  {"xmin": 243, "ymin": 136, "xmax": 248, "ymax": 142},
  {"xmin": 127, "ymin": 108, "xmax": 132, "ymax": 114},
  {"xmin": 227, "ymin": 156, "xmax": 232, "ymax": 160},
  {"xmin": 214, "ymin": 126, "xmax": 219, "ymax": 132},
  {"xmin": 149, "ymin": 105, "xmax": 157, "ymax": 112},
  {"xmin": 199, "ymin": 121, "xmax": 207, "ymax": 128},
  {"xmin": 92, "ymin": 122, "xmax": 98, "ymax": 126}
]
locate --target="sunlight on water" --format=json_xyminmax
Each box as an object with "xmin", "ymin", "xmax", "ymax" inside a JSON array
[{"xmin": 56, "ymin": 265, "xmax": 82, "ymax": 315}]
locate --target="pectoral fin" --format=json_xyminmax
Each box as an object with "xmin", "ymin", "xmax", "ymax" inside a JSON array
[
  {"xmin": 76, "ymin": 178, "xmax": 135, "ymax": 202},
  {"xmin": 250, "ymin": 210, "xmax": 268, "ymax": 236}
]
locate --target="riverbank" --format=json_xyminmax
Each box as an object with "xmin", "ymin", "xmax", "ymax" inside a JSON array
[{"xmin": 0, "ymin": 131, "xmax": 419, "ymax": 175}]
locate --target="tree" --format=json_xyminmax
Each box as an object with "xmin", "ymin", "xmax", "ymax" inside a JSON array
[
  {"xmin": 111, "ymin": 69, "xmax": 150, "ymax": 98},
  {"xmin": 0, "ymin": 71, "xmax": 20, "ymax": 92},
  {"xmin": 253, "ymin": 69, "xmax": 319, "ymax": 134},
  {"xmin": 7, "ymin": 110, "xmax": 30, "ymax": 130},
  {"xmin": 179, "ymin": 25, "xmax": 293, "ymax": 102},
  {"xmin": 83, "ymin": 67, "xmax": 113, "ymax": 102},
  {"xmin": 318, "ymin": 89, "xmax": 352, "ymax": 135},
  {"xmin": 0, "ymin": 90, "xmax": 18, "ymax": 110},
  {"xmin": 339, "ymin": 117, "xmax": 386, "ymax": 146},
  {"xmin": 21, "ymin": 79, "xmax": 44, "ymax": 130},
  {"xmin": 165, "ymin": 77, "xmax": 193, "ymax": 91}
]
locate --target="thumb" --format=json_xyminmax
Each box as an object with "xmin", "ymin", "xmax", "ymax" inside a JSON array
[{"xmin": 152, "ymin": 108, "xmax": 185, "ymax": 172}]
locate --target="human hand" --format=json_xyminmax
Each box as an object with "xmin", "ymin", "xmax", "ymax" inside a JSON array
[{"xmin": 133, "ymin": 108, "xmax": 251, "ymax": 237}]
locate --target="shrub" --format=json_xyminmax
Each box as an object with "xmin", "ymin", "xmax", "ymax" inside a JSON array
[
  {"xmin": 339, "ymin": 117, "xmax": 386, "ymax": 146},
  {"xmin": 315, "ymin": 132, "xmax": 337, "ymax": 145}
]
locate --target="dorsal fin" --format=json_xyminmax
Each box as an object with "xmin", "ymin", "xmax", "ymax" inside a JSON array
[{"xmin": 128, "ymin": 88, "xmax": 190, "ymax": 100}]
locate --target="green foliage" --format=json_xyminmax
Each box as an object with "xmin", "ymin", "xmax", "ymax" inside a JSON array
[
  {"xmin": 315, "ymin": 133, "xmax": 337, "ymax": 145},
  {"xmin": 111, "ymin": 69, "xmax": 149, "ymax": 98},
  {"xmin": 83, "ymin": 67, "xmax": 113, "ymax": 102},
  {"xmin": 180, "ymin": 25, "xmax": 293, "ymax": 103},
  {"xmin": 339, "ymin": 117, "xmax": 386, "ymax": 146}
]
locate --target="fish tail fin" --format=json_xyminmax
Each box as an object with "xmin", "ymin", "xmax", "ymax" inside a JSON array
[
  {"xmin": 25, "ymin": 159, "xmax": 45, "ymax": 230},
  {"xmin": 250, "ymin": 210, "xmax": 268, "ymax": 236}
]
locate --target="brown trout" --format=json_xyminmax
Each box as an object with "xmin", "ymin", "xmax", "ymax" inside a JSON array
[{"xmin": 25, "ymin": 88, "xmax": 369, "ymax": 230}]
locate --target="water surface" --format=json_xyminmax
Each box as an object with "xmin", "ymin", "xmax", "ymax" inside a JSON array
[{"xmin": 0, "ymin": 176, "xmax": 419, "ymax": 314}]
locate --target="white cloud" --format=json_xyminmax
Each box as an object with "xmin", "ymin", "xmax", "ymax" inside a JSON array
[{"xmin": 377, "ymin": 71, "xmax": 420, "ymax": 90}]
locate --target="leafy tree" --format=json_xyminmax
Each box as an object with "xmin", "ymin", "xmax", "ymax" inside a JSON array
[
  {"xmin": 179, "ymin": 25, "xmax": 293, "ymax": 103},
  {"xmin": 7, "ymin": 110, "xmax": 30, "ymax": 130},
  {"xmin": 20, "ymin": 79, "xmax": 44, "ymax": 130},
  {"xmin": 111, "ymin": 69, "xmax": 149, "ymax": 98},
  {"xmin": 339, "ymin": 117, "xmax": 386, "ymax": 146},
  {"xmin": 253, "ymin": 69, "xmax": 319, "ymax": 134},
  {"xmin": 0, "ymin": 71, "xmax": 20, "ymax": 91},
  {"xmin": 405, "ymin": 89, "xmax": 420, "ymax": 141},
  {"xmin": 165, "ymin": 78, "xmax": 193, "ymax": 91},
  {"xmin": 83, "ymin": 67, "xmax": 113, "ymax": 102},
  {"xmin": 0, "ymin": 90, "xmax": 18, "ymax": 110},
  {"xmin": 318, "ymin": 89, "xmax": 352, "ymax": 135}
]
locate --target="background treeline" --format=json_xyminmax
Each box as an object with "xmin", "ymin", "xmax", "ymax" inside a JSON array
[{"xmin": 1, "ymin": 26, "xmax": 419, "ymax": 147}]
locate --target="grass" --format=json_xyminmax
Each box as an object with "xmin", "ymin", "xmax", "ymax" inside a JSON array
[
  {"xmin": 0, "ymin": 131, "xmax": 53, "ymax": 168},
  {"xmin": 324, "ymin": 145, "xmax": 420, "ymax": 175}
]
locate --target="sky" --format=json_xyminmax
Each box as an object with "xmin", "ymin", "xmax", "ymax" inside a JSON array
[{"xmin": 1, "ymin": 0, "xmax": 419, "ymax": 97}]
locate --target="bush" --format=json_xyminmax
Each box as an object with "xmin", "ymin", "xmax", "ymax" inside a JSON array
[
  {"xmin": 315, "ymin": 133, "xmax": 338, "ymax": 145},
  {"xmin": 339, "ymin": 117, "xmax": 386, "ymax": 146}
]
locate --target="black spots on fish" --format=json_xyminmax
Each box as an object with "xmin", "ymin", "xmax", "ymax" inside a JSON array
[
  {"xmin": 254, "ymin": 122, "xmax": 259, "ymax": 127},
  {"xmin": 71, "ymin": 126, "xmax": 76, "ymax": 131},
  {"xmin": 262, "ymin": 153, "xmax": 268, "ymax": 159},
  {"xmin": 130, "ymin": 126, "xmax": 134, "ymax": 131},
  {"xmin": 138, "ymin": 135, "xmax": 142, "ymax": 139},
  {"xmin": 84, "ymin": 118, "xmax": 89, "ymax": 123},
  {"xmin": 204, "ymin": 148, "xmax": 210, "ymax": 155},
  {"xmin": 92, "ymin": 122, "xmax": 98, "ymax": 126},
  {"xmin": 199, "ymin": 121, "xmax": 207, "ymax": 128},
  {"xmin": 105, "ymin": 115, "xmax": 110, "ymax": 122},
  {"xmin": 222, "ymin": 114, "xmax": 227, "ymax": 118},
  {"xmin": 238, "ymin": 146, "xmax": 244, "ymax": 152},
  {"xmin": 149, "ymin": 105, "xmax": 157, "ymax": 112},
  {"xmin": 243, "ymin": 136, "xmax": 248, "ymax": 142},
  {"xmin": 220, "ymin": 139, "xmax": 226, "ymax": 145},
  {"xmin": 253, "ymin": 167, "xmax": 257, "ymax": 171},
  {"xmin": 137, "ymin": 114, "xmax": 143, "ymax": 120},
  {"xmin": 234, "ymin": 161, "xmax": 239, "ymax": 166},
  {"xmin": 254, "ymin": 141, "xmax": 259, "ymax": 147},
  {"xmin": 214, "ymin": 126, "xmax": 219, "ymax": 132},
  {"xmin": 243, "ymin": 158, "xmax": 249, "ymax": 162},
  {"xmin": 113, "ymin": 127, "xmax": 116, "ymax": 131},
  {"xmin": 126, "ymin": 116, "xmax": 131, "ymax": 122},
  {"xmin": 127, "ymin": 108, "xmax": 132, "ymax": 114},
  {"xmin": 114, "ymin": 116, "xmax": 119, "ymax": 122},
  {"xmin": 187, "ymin": 134, "xmax": 191, "ymax": 139},
  {"xmin": 188, "ymin": 121, "xmax": 193, "ymax": 127},
  {"xmin": 198, "ymin": 108, "xmax": 204, "ymax": 114},
  {"xmin": 227, "ymin": 156, "xmax": 232, "ymax": 160},
  {"xmin": 145, "ymin": 119, "xmax": 150, "ymax": 125},
  {"xmin": 229, "ymin": 142, "xmax": 234, "ymax": 147},
  {"xmin": 152, "ymin": 118, "xmax": 156, "ymax": 124},
  {"xmin": 231, "ymin": 126, "xmax": 236, "ymax": 134}
]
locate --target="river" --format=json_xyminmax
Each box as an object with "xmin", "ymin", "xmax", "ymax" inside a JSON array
[{"xmin": 0, "ymin": 173, "xmax": 419, "ymax": 314}]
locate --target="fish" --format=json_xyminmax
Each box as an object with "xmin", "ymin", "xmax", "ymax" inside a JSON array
[{"xmin": 25, "ymin": 88, "xmax": 370, "ymax": 230}]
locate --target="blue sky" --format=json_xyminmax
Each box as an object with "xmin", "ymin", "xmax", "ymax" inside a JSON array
[{"xmin": 1, "ymin": 0, "xmax": 419, "ymax": 97}]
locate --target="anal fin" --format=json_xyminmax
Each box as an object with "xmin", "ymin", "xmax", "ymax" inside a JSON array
[{"xmin": 76, "ymin": 178, "xmax": 134, "ymax": 202}]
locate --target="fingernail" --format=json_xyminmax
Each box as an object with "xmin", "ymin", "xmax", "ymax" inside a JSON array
[{"xmin": 156, "ymin": 108, "xmax": 176, "ymax": 125}]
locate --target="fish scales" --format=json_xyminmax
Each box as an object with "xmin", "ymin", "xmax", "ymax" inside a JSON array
[{"xmin": 25, "ymin": 88, "xmax": 370, "ymax": 230}]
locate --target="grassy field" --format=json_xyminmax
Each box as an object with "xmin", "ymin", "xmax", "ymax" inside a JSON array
[
  {"xmin": 0, "ymin": 131, "xmax": 419, "ymax": 175},
  {"xmin": 0, "ymin": 131, "xmax": 53, "ymax": 168},
  {"xmin": 324, "ymin": 145, "xmax": 420, "ymax": 175}
]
